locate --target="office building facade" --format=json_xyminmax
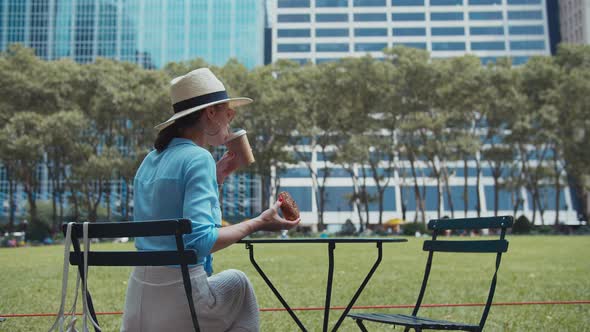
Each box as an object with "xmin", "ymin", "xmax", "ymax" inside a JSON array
[
  {"xmin": 271, "ymin": 0, "xmax": 551, "ymax": 65},
  {"xmin": 559, "ymin": 0, "xmax": 590, "ymax": 44},
  {"xmin": 269, "ymin": 0, "xmax": 578, "ymax": 228}
]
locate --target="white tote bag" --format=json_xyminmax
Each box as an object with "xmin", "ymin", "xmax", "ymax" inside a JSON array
[{"xmin": 48, "ymin": 222, "xmax": 100, "ymax": 332}]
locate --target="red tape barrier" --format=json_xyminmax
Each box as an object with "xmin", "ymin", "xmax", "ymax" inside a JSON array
[{"xmin": 1, "ymin": 300, "xmax": 589, "ymax": 318}]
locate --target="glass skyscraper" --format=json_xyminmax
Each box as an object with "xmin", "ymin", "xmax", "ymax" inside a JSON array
[
  {"xmin": 271, "ymin": 0, "xmax": 551, "ymax": 65},
  {"xmin": 0, "ymin": 0, "xmax": 265, "ymax": 223},
  {"xmin": 0, "ymin": 0, "xmax": 265, "ymax": 69}
]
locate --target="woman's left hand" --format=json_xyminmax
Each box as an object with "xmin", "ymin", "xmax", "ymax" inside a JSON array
[{"xmin": 216, "ymin": 151, "xmax": 239, "ymax": 185}]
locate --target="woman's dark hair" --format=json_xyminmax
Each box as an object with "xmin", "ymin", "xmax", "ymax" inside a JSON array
[{"xmin": 154, "ymin": 109, "xmax": 204, "ymax": 152}]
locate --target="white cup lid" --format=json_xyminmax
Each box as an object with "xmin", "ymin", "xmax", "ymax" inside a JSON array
[{"xmin": 226, "ymin": 129, "xmax": 247, "ymax": 142}]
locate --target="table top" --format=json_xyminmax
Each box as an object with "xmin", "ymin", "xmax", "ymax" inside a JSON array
[{"xmin": 237, "ymin": 237, "xmax": 407, "ymax": 244}]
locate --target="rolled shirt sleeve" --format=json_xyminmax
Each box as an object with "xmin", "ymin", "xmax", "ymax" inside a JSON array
[{"xmin": 182, "ymin": 152, "xmax": 221, "ymax": 274}]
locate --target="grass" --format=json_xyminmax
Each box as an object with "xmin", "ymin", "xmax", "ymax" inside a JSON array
[{"xmin": 0, "ymin": 235, "xmax": 589, "ymax": 331}]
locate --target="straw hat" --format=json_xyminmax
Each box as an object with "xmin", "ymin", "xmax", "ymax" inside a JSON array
[{"xmin": 155, "ymin": 68, "xmax": 252, "ymax": 131}]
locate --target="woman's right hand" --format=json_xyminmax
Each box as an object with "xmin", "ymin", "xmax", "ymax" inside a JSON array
[{"xmin": 253, "ymin": 201, "xmax": 300, "ymax": 232}]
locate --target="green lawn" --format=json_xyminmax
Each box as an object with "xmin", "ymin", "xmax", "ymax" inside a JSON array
[{"xmin": 1, "ymin": 236, "xmax": 589, "ymax": 331}]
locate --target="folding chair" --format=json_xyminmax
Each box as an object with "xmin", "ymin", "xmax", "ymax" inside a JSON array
[
  {"xmin": 348, "ymin": 216, "xmax": 513, "ymax": 332},
  {"xmin": 62, "ymin": 219, "xmax": 200, "ymax": 332}
]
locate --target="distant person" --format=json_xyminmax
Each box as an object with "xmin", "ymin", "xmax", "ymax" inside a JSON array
[{"xmin": 121, "ymin": 68, "xmax": 300, "ymax": 332}]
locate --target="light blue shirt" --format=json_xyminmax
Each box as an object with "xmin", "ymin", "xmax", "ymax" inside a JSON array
[{"xmin": 133, "ymin": 138, "xmax": 220, "ymax": 276}]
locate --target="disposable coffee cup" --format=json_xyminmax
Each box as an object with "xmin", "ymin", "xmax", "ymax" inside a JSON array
[{"xmin": 225, "ymin": 129, "xmax": 255, "ymax": 168}]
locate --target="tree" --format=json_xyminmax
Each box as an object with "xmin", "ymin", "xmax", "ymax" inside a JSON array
[
  {"xmin": 481, "ymin": 58, "xmax": 524, "ymax": 217},
  {"xmin": 436, "ymin": 56, "xmax": 484, "ymax": 218},
  {"xmin": 553, "ymin": 44, "xmax": 590, "ymax": 223},
  {"xmin": 512, "ymin": 56, "xmax": 561, "ymax": 224},
  {"xmin": 42, "ymin": 110, "xmax": 89, "ymax": 230},
  {"xmin": 384, "ymin": 46, "xmax": 435, "ymax": 224},
  {"xmin": 0, "ymin": 113, "xmax": 45, "ymax": 227},
  {"xmin": 288, "ymin": 63, "xmax": 340, "ymax": 231}
]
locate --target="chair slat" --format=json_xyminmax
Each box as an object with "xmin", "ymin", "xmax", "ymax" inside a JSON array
[
  {"xmin": 69, "ymin": 250, "xmax": 198, "ymax": 266},
  {"xmin": 62, "ymin": 219, "xmax": 192, "ymax": 239},
  {"xmin": 423, "ymin": 240, "xmax": 509, "ymax": 253},
  {"xmin": 428, "ymin": 216, "xmax": 513, "ymax": 231},
  {"xmin": 348, "ymin": 313, "xmax": 479, "ymax": 330}
]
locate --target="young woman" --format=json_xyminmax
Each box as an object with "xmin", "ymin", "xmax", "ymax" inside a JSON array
[{"xmin": 121, "ymin": 68, "xmax": 300, "ymax": 332}]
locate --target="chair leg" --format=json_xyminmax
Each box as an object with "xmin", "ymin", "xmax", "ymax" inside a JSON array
[
  {"xmin": 180, "ymin": 264, "xmax": 200, "ymax": 332},
  {"xmin": 355, "ymin": 319, "xmax": 369, "ymax": 332}
]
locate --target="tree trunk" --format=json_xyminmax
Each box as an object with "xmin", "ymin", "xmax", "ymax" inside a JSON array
[
  {"xmin": 435, "ymin": 175, "xmax": 442, "ymax": 219},
  {"xmin": 443, "ymin": 166, "xmax": 454, "ymax": 218},
  {"xmin": 349, "ymin": 169, "xmax": 364, "ymax": 232},
  {"xmin": 8, "ymin": 178, "xmax": 16, "ymax": 232},
  {"xmin": 124, "ymin": 180, "xmax": 131, "ymax": 220},
  {"xmin": 25, "ymin": 188, "xmax": 38, "ymax": 224},
  {"xmin": 553, "ymin": 155, "xmax": 561, "ymax": 227},
  {"xmin": 463, "ymin": 159, "xmax": 469, "ymax": 217},
  {"xmin": 493, "ymin": 176, "xmax": 500, "ymax": 216},
  {"xmin": 409, "ymin": 158, "xmax": 424, "ymax": 223},
  {"xmin": 51, "ymin": 179, "xmax": 57, "ymax": 232},
  {"xmin": 378, "ymin": 189, "xmax": 385, "ymax": 225},
  {"xmin": 531, "ymin": 190, "xmax": 544, "ymax": 226},
  {"xmin": 106, "ymin": 180, "xmax": 111, "ymax": 221},
  {"xmin": 58, "ymin": 189, "xmax": 64, "ymax": 224},
  {"xmin": 475, "ymin": 159, "xmax": 482, "ymax": 218},
  {"xmin": 360, "ymin": 167, "xmax": 370, "ymax": 228}
]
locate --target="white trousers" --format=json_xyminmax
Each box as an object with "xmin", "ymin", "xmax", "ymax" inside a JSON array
[{"xmin": 120, "ymin": 266, "xmax": 259, "ymax": 332}]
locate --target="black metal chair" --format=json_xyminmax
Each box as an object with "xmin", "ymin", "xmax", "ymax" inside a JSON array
[
  {"xmin": 348, "ymin": 216, "xmax": 513, "ymax": 332},
  {"xmin": 62, "ymin": 219, "xmax": 200, "ymax": 332}
]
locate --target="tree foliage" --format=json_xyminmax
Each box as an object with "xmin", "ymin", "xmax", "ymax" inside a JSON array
[{"xmin": 0, "ymin": 43, "xmax": 589, "ymax": 233}]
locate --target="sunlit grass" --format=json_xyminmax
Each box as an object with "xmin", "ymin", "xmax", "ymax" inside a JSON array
[{"xmin": 1, "ymin": 236, "xmax": 588, "ymax": 331}]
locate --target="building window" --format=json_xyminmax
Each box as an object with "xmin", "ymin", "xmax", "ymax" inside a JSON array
[
  {"xmin": 509, "ymin": 25, "xmax": 544, "ymax": 35},
  {"xmin": 278, "ymin": 43, "xmax": 311, "ymax": 52},
  {"xmin": 480, "ymin": 56, "xmax": 497, "ymax": 64},
  {"xmin": 392, "ymin": 12, "xmax": 426, "ymax": 21},
  {"xmin": 470, "ymin": 26, "xmax": 504, "ymax": 35},
  {"xmin": 316, "ymin": 0, "xmax": 349, "ymax": 7},
  {"xmin": 432, "ymin": 42, "xmax": 466, "ymax": 51},
  {"xmin": 469, "ymin": 11, "xmax": 503, "ymax": 20},
  {"xmin": 278, "ymin": 14, "xmax": 311, "ymax": 23},
  {"xmin": 324, "ymin": 187, "xmax": 354, "ymax": 211},
  {"xmin": 316, "ymin": 58, "xmax": 340, "ymax": 64},
  {"xmin": 278, "ymin": 29, "xmax": 311, "ymax": 38},
  {"xmin": 511, "ymin": 56, "xmax": 529, "ymax": 65},
  {"xmin": 316, "ymin": 28, "xmax": 350, "ymax": 37},
  {"xmin": 507, "ymin": 10, "xmax": 543, "ymax": 20},
  {"xmin": 316, "ymin": 43, "xmax": 350, "ymax": 52},
  {"xmin": 355, "ymin": 42, "xmax": 388, "ymax": 51},
  {"xmin": 278, "ymin": 0, "xmax": 311, "ymax": 7},
  {"xmin": 431, "ymin": 12, "xmax": 464, "ymax": 21},
  {"xmin": 316, "ymin": 13, "xmax": 348, "ymax": 22},
  {"xmin": 431, "ymin": 27, "xmax": 465, "ymax": 36},
  {"xmin": 430, "ymin": 0, "xmax": 463, "ymax": 5},
  {"xmin": 507, "ymin": 0, "xmax": 541, "ymax": 4},
  {"xmin": 468, "ymin": 0, "xmax": 501, "ymax": 4},
  {"xmin": 394, "ymin": 42, "xmax": 427, "ymax": 49},
  {"xmin": 392, "ymin": 27, "xmax": 427, "ymax": 36},
  {"xmin": 391, "ymin": 0, "xmax": 424, "ymax": 5},
  {"xmin": 472, "ymin": 41, "xmax": 505, "ymax": 50},
  {"xmin": 280, "ymin": 187, "xmax": 312, "ymax": 211},
  {"xmin": 510, "ymin": 40, "xmax": 545, "ymax": 50},
  {"xmin": 354, "ymin": 13, "xmax": 387, "ymax": 21},
  {"xmin": 355, "ymin": 28, "xmax": 388, "ymax": 36},
  {"xmin": 287, "ymin": 58, "xmax": 311, "ymax": 65},
  {"xmin": 354, "ymin": 0, "xmax": 386, "ymax": 6}
]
